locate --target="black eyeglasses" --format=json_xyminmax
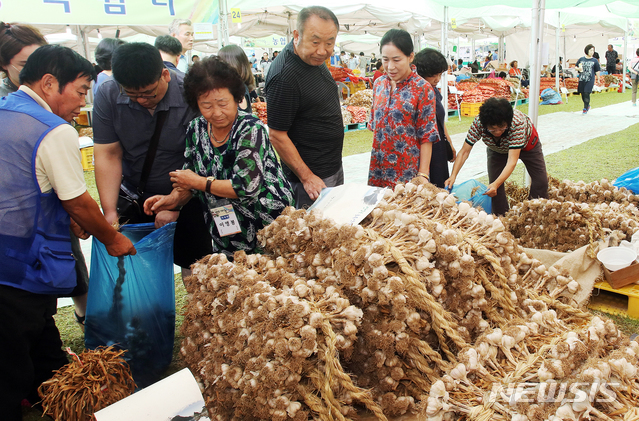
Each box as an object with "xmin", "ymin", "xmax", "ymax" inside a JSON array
[{"xmin": 119, "ymin": 78, "xmax": 161, "ymax": 100}]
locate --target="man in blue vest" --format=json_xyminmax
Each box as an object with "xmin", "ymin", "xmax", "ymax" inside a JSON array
[{"xmin": 0, "ymin": 45, "xmax": 136, "ymax": 420}]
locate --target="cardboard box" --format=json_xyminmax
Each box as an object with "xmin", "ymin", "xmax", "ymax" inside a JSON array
[{"xmin": 602, "ymin": 260, "xmax": 639, "ymax": 289}]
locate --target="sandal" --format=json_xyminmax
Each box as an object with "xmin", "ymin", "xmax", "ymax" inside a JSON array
[{"xmin": 74, "ymin": 310, "xmax": 86, "ymax": 327}]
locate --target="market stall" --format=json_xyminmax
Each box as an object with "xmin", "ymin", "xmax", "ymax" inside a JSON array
[{"xmin": 173, "ymin": 178, "xmax": 639, "ymax": 421}]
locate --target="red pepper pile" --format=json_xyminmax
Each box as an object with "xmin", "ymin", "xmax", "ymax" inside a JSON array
[
  {"xmin": 462, "ymin": 85, "xmax": 496, "ymax": 103},
  {"xmin": 328, "ymin": 66, "xmax": 361, "ymax": 83},
  {"xmin": 346, "ymin": 106, "xmax": 368, "ymax": 123},
  {"xmin": 457, "ymin": 81, "xmax": 479, "ymax": 92},
  {"xmin": 538, "ymin": 77, "xmax": 565, "ymax": 94},
  {"xmin": 478, "ymin": 78, "xmax": 511, "ymax": 99},
  {"xmin": 253, "ymin": 102, "xmax": 268, "ymax": 124},
  {"xmin": 565, "ymin": 78, "xmax": 579, "ymax": 90},
  {"xmin": 448, "ymin": 94, "xmax": 462, "ymax": 109}
]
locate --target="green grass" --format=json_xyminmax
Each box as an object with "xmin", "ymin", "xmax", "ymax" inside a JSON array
[{"xmin": 342, "ymin": 90, "xmax": 633, "ymax": 154}]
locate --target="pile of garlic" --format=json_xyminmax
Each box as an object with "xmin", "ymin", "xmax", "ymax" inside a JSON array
[
  {"xmin": 182, "ymin": 253, "xmax": 387, "ymax": 421},
  {"xmin": 503, "ymin": 177, "xmax": 639, "ymax": 254},
  {"xmin": 436, "ymin": 312, "xmax": 639, "ymax": 421},
  {"xmin": 182, "ymin": 180, "xmax": 636, "ymax": 421},
  {"xmin": 548, "ymin": 178, "xmax": 639, "ymax": 206},
  {"xmin": 503, "ymin": 197, "xmax": 639, "ymax": 255}
]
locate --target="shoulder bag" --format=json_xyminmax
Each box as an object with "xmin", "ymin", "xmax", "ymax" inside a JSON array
[{"xmin": 116, "ymin": 110, "xmax": 168, "ymax": 224}]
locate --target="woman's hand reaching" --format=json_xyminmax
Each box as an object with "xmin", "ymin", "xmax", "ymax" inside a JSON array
[{"xmin": 170, "ymin": 169, "xmax": 204, "ymax": 191}]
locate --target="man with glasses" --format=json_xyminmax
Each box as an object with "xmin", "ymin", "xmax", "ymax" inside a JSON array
[
  {"xmin": 93, "ymin": 42, "xmax": 212, "ymax": 276},
  {"xmin": 445, "ymin": 97, "xmax": 548, "ymax": 215}
]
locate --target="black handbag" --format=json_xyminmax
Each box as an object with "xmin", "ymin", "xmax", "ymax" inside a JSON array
[
  {"xmin": 445, "ymin": 139, "xmax": 454, "ymax": 161},
  {"xmin": 116, "ymin": 110, "xmax": 168, "ymax": 224}
]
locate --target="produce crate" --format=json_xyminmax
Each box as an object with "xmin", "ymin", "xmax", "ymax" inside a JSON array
[
  {"xmin": 344, "ymin": 122, "xmax": 368, "ymax": 132},
  {"xmin": 346, "ymin": 81, "xmax": 367, "ymax": 94},
  {"xmin": 460, "ymin": 102, "xmax": 482, "ymax": 117},
  {"xmin": 80, "ymin": 146, "xmax": 94, "ymax": 171},
  {"xmin": 588, "ymin": 280, "xmax": 639, "ymax": 319}
]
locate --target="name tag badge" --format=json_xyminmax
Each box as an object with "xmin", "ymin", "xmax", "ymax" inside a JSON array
[{"xmin": 210, "ymin": 204, "xmax": 241, "ymax": 237}]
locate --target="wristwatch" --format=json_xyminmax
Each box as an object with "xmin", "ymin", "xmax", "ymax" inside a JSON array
[{"xmin": 205, "ymin": 176, "xmax": 216, "ymax": 194}]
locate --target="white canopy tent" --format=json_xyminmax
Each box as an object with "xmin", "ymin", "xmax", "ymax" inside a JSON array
[{"xmin": 3, "ymin": 0, "xmax": 637, "ymax": 122}]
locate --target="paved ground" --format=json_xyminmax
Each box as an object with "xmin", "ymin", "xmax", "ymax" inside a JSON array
[{"xmin": 58, "ymin": 100, "xmax": 639, "ymax": 308}]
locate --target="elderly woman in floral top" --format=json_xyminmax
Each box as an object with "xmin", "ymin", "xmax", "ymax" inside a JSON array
[
  {"xmin": 144, "ymin": 57, "xmax": 294, "ymax": 256},
  {"xmin": 445, "ymin": 97, "xmax": 548, "ymax": 216},
  {"xmin": 368, "ymin": 28, "xmax": 440, "ymax": 189}
]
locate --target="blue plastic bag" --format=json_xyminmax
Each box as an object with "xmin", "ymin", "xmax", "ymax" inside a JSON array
[
  {"xmin": 85, "ymin": 222, "xmax": 177, "ymax": 387},
  {"xmin": 540, "ymin": 88, "xmax": 562, "ymax": 105},
  {"xmin": 451, "ymin": 179, "xmax": 493, "ymax": 214},
  {"xmin": 614, "ymin": 167, "xmax": 639, "ymax": 194}
]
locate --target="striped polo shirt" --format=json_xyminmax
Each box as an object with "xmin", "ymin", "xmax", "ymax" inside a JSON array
[
  {"xmin": 465, "ymin": 109, "xmax": 532, "ymax": 154},
  {"xmin": 265, "ymin": 41, "xmax": 344, "ymax": 181}
]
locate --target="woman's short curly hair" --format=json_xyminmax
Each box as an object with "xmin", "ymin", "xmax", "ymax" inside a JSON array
[
  {"xmin": 479, "ymin": 97, "xmax": 513, "ymax": 129},
  {"xmin": 183, "ymin": 56, "xmax": 245, "ymax": 110},
  {"xmin": 509, "ymin": 60, "xmax": 517, "ymax": 68}
]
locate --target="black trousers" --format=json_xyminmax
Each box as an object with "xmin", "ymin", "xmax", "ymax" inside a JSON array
[
  {"xmin": 486, "ymin": 142, "xmax": 549, "ymax": 216},
  {"xmin": 581, "ymin": 92, "xmax": 591, "ymax": 110},
  {"xmin": 0, "ymin": 285, "xmax": 68, "ymax": 421},
  {"xmin": 430, "ymin": 137, "xmax": 450, "ymax": 189}
]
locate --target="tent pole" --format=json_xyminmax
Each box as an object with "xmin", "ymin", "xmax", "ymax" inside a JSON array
[
  {"xmin": 623, "ymin": 18, "xmax": 628, "ymax": 93},
  {"xmin": 442, "ymin": 6, "xmax": 449, "ymax": 122},
  {"xmin": 529, "ymin": 0, "xmax": 544, "ymax": 128},
  {"xmin": 498, "ymin": 34, "xmax": 504, "ymax": 63},
  {"xmin": 218, "ymin": 0, "xmax": 229, "ymax": 48},
  {"xmin": 77, "ymin": 25, "xmax": 89, "ymax": 60},
  {"xmin": 471, "ymin": 37, "xmax": 475, "ymax": 63},
  {"xmin": 555, "ymin": 12, "xmax": 560, "ymax": 93},
  {"xmin": 287, "ymin": 12, "xmax": 292, "ymax": 44}
]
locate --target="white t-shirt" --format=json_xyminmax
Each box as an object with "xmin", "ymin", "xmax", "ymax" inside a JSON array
[{"xmin": 20, "ymin": 86, "xmax": 87, "ymax": 201}]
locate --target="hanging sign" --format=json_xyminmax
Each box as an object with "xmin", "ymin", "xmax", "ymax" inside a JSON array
[
  {"xmin": 231, "ymin": 8, "xmax": 242, "ymax": 23},
  {"xmin": 451, "ymin": 18, "xmax": 457, "ymax": 29},
  {"xmin": 193, "ymin": 22, "xmax": 214, "ymax": 40},
  {"xmin": 0, "ymin": 0, "xmax": 203, "ymax": 25},
  {"xmin": 561, "ymin": 24, "xmax": 566, "ymax": 32}
]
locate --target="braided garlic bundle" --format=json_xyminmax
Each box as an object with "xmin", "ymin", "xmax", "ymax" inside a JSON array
[{"xmin": 183, "ymin": 253, "xmax": 386, "ymax": 421}]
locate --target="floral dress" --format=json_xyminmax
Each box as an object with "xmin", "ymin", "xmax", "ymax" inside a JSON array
[
  {"xmin": 184, "ymin": 112, "xmax": 294, "ymax": 255},
  {"xmin": 368, "ymin": 66, "xmax": 440, "ymax": 188}
]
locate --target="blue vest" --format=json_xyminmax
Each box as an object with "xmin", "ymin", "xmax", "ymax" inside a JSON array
[{"xmin": 0, "ymin": 90, "xmax": 77, "ymax": 294}]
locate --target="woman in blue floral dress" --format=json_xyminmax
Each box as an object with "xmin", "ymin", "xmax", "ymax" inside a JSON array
[
  {"xmin": 144, "ymin": 57, "xmax": 294, "ymax": 256},
  {"xmin": 368, "ymin": 29, "xmax": 440, "ymax": 189}
]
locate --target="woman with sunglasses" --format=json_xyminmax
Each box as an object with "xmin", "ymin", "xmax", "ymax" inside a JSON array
[
  {"xmin": 444, "ymin": 97, "xmax": 548, "ymax": 215},
  {"xmin": 0, "ymin": 22, "xmax": 46, "ymax": 97}
]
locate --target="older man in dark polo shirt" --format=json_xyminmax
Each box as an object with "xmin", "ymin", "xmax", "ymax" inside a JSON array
[
  {"xmin": 265, "ymin": 6, "xmax": 344, "ymax": 208},
  {"xmin": 93, "ymin": 42, "xmax": 211, "ymax": 274}
]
